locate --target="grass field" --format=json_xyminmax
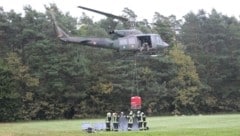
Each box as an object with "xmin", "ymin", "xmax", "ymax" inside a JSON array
[{"xmin": 0, "ymin": 114, "xmax": 240, "ymax": 136}]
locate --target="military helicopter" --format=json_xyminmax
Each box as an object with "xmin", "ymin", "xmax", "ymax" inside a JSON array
[{"xmin": 49, "ymin": 5, "xmax": 168, "ymax": 54}]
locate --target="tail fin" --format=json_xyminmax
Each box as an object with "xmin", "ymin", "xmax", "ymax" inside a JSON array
[{"xmin": 48, "ymin": 9, "xmax": 69, "ymax": 38}]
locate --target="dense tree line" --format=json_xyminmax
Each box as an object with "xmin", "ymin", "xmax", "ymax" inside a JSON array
[{"xmin": 0, "ymin": 4, "xmax": 240, "ymax": 121}]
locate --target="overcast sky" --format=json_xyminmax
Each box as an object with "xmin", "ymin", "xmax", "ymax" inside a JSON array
[{"xmin": 0, "ymin": 0, "xmax": 239, "ymax": 21}]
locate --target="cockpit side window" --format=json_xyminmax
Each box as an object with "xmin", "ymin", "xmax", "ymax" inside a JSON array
[
  {"xmin": 128, "ymin": 37, "xmax": 136, "ymax": 45},
  {"xmin": 119, "ymin": 38, "xmax": 127, "ymax": 45},
  {"xmin": 156, "ymin": 35, "xmax": 163, "ymax": 44}
]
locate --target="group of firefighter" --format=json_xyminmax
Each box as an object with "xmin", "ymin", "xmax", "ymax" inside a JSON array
[{"xmin": 105, "ymin": 110, "xmax": 148, "ymax": 131}]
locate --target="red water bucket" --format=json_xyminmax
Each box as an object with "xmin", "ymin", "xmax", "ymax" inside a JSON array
[{"xmin": 131, "ymin": 96, "xmax": 142, "ymax": 109}]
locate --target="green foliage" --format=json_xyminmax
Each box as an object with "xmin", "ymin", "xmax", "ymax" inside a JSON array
[
  {"xmin": 152, "ymin": 13, "xmax": 181, "ymax": 45},
  {"xmin": 78, "ymin": 25, "xmax": 108, "ymax": 37},
  {"xmin": 0, "ymin": 4, "xmax": 240, "ymax": 121},
  {"xmin": 0, "ymin": 59, "xmax": 17, "ymax": 99},
  {"xmin": 6, "ymin": 52, "xmax": 39, "ymax": 87},
  {"xmin": 167, "ymin": 45, "xmax": 202, "ymax": 114},
  {"xmin": 180, "ymin": 9, "xmax": 240, "ymax": 112},
  {"xmin": 0, "ymin": 59, "xmax": 22, "ymax": 121}
]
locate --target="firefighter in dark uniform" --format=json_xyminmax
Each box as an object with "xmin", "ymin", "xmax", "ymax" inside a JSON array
[
  {"xmin": 112, "ymin": 112, "xmax": 119, "ymax": 131},
  {"xmin": 106, "ymin": 112, "xmax": 111, "ymax": 131},
  {"xmin": 141, "ymin": 112, "xmax": 148, "ymax": 130},
  {"xmin": 136, "ymin": 111, "xmax": 143, "ymax": 130},
  {"xmin": 127, "ymin": 111, "xmax": 134, "ymax": 131}
]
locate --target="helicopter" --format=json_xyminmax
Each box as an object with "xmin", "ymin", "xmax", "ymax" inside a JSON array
[{"xmin": 49, "ymin": 5, "xmax": 169, "ymax": 54}]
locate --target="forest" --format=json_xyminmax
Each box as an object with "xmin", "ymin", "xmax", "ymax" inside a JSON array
[{"xmin": 0, "ymin": 4, "xmax": 240, "ymax": 121}]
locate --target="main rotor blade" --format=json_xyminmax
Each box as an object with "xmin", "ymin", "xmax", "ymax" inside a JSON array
[{"xmin": 78, "ymin": 5, "xmax": 128, "ymax": 22}]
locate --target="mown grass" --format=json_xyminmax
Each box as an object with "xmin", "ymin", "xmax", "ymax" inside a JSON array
[{"xmin": 0, "ymin": 114, "xmax": 240, "ymax": 136}]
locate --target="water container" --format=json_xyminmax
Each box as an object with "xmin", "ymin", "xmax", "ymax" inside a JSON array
[{"xmin": 131, "ymin": 96, "xmax": 142, "ymax": 109}]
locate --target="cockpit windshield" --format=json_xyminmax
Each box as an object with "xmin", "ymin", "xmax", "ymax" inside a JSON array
[
  {"xmin": 152, "ymin": 34, "xmax": 169, "ymax": 47},
  {"xmin": 155, "ymin": 35, "xmax": 163, "ymax": 44}
]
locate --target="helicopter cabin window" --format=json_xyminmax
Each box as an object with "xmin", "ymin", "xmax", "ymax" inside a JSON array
[
  {"xmin": 128, "ymin": 37, "xmax": 136, "ymax": 45},
  {"xmin": 119, "ymin": 37, "xmax": 136, "ymax": 49},
  {"xmin": 119, "ymin": 38, "xmax": 128, "ymax": 45}
]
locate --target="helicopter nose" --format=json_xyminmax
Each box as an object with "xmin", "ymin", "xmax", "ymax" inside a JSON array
[{"xmin": 163, "ymin": 42, "xmax": 169, "ymax": 47}]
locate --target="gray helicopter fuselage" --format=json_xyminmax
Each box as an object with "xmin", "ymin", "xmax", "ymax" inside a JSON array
[{"xmin": 113, "ymin": 33, "xmax": 168, "ymax": 51}]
